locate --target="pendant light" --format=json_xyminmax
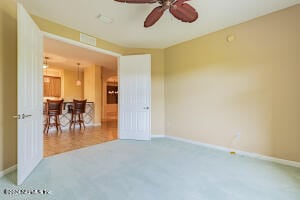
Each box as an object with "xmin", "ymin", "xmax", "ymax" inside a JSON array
[
  {"xmin": 76, "ymin": 63, "xmax": 81, "ymax": 86},
  {"xmin": 43, "ymin": 57, "xmax": 50, "ymax": 83},
  {"xmin": 43, "ymin": 56, "xmax": 49, "ymax": 69}
]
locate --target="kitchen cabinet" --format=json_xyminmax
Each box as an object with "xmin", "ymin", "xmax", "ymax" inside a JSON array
[{"xmin": 44, "ymin": 76, "xmax": 61, "ymax": 97}]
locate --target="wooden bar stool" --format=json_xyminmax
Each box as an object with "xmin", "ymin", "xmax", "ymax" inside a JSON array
[
  {"xmin": 69, "ymin": 99, "xmax": 87, "ymax": 130},
  {"xmin": 44, "ymin": 99, "xmax": 64, "ymax": 134}
]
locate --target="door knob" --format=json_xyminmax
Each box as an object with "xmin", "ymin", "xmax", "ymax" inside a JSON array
[
  {"xmin": 143, "ymin": 107, "xmax": 150, "ymax": 110},
  {"xmin": 22, "ymin": 114, "xmax": 32, "ymax": 119}
]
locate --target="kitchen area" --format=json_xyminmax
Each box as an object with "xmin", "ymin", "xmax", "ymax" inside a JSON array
[
  {"xmin": 43, "ymin": 61, "xmax": 95, "ymax": 129},
  {"xmin": 43, "ymin": 36, "xmax": 118, "ymax": 157}
]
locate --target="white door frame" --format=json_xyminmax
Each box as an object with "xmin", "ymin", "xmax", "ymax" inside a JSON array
[{"xmin": 42, "ymin": 32, "xmax": 152, "ymax": 139}]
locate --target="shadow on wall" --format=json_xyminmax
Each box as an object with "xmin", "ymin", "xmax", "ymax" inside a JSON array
[
  {"xmin": 0, "ymin": 9, "xmax": 18, "ymax": 174},
  {"xmin": 164, "ymin": 4, "xmax": 300, "ymax": 162}
]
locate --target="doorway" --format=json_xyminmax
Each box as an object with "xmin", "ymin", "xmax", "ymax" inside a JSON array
[
  {"xmin": 17, "ymin": 3, "xmax": 152, "ymax": 184},
  {"xmin": 102, "ymin": 74, "xmax": 118, "ymax": 121},
  {"xmin": 42, "ymin": 35, "xmax": 119, "ymax": 157}
]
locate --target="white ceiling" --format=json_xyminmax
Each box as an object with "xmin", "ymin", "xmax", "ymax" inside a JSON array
[
  {"xmin": 19, "ymin": 0, "xmax": 299, "ymax": 48},
  {"xmin": 44, "ymin": 37, "xmax": 117, "ymax": 71}
]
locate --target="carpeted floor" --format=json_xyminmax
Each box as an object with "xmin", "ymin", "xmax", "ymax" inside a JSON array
[{"xmin": 0, "ymin": 138, "xmax": 299, "ymax": 200}]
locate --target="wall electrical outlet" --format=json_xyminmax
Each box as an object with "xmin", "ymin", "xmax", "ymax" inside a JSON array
[{"xmin": 235, "ymin": 132, "xmax": 241, "ymax": 139}]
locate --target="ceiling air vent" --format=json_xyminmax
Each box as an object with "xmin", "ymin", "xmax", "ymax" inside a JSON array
[{"xmin": 80, "ymin": 33, "xmax": 97, "ymax": 46}]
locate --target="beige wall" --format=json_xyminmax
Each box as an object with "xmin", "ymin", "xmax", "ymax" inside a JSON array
[
  {"xmin": 32, "ymin": 16, "xmax": 124, "ymax": 54},
  {"xmin": 0, "ymin": 0, "xmax": 17, "ymax": 171},
  {"xmin": 32, "ymin": 15, "xmax": 166, "ymax": 135},
  {"xmin": 1, "ymin": 0, "xmax": 299, "ymax": 172},
  {"xmin": 63, "ymin": 69, "xmax": 84, "ymax": 101},
  {"xmin": 94, "ymin": 67, "xmax": 102, "ymax": 124},
  {"xmin": 165, "ymin": 5, "xmax": 300, "ymax": 162},
  {"xmin": 84, "ymin": 65, "xmax": 102, "ymax": 124},
  {"xmin": 84, "ymin": 66, "xmax": 95, "ymax": 101}
]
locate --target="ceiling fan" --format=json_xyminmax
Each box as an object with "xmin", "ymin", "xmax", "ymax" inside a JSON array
[{"xmin": 114, "ymin": 0, "xmax": 198, "ymax": 28}]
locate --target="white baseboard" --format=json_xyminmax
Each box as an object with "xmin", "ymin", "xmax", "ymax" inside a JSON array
[
  {"xmin": 0, "ymin": 165, "xmax": 17, "ymax": 178},
  {"xmin": 151, "ymin": 134, "xmax": 165, "ymax": 138},
  {"xmin": 166, "ymin": 135, "xmax": 300, "ymax": 168}
]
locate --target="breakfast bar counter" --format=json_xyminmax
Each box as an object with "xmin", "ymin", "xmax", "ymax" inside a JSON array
[{"xmin": 43, "ymin": 101, "xmax": 94, "ymax": 128}]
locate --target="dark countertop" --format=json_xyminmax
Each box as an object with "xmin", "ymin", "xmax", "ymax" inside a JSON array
[
  {"xmin": 63, "ymin": 101, "xmax": 94, "ymax": 104},
  {"xmin": 43, "ymin": 101, "xmax": 94, "ymax": 113},
  {"xmin": 43, "ymin": 101, "xmax": 94, "ymax": 104}
]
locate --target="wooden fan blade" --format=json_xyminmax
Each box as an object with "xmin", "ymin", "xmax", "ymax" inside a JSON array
[
  {"xmin": 176, "ymin": 0, "xmax": 190, "ymax": 3},
  {"xmin": 114, "ymin": 0, "xmax": 158, "ymax": 3},
  {"xmin": 170, "ymin": 2, "xmax": 198, "ymax": 23},
  {"xmin": 144, "ymin": 6, "xmax": 166, "ymax": 27}
]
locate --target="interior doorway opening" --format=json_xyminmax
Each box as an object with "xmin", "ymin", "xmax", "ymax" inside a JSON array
[
  {"xmin": 42, "ymin": 35, "xmax": 119, "ymax": 157},
  {"xmin": 17, "ymin": 4, "xmax": 151, "ymax": 184},
  {"xmin": 102, "ymin": 75, "xmax": 118, "ymax": 121}
]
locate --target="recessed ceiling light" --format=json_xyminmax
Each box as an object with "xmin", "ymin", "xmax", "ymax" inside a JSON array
[{"xmin": 97, "ymin": 14, "xmax": 113, "ymax": 24}]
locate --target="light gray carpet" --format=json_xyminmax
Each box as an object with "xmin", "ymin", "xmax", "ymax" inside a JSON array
[{"xmin": 0, "ymin": 138, "xmax": 299, "ymax": 200}]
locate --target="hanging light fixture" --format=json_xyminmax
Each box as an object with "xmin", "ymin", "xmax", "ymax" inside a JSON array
[
  {"xmin": 43, "ymin": 56, "xmax": 49, "ymax": 69},
  {"xmin": 76, "ymin": 63, "xmax": 81, "ymax": 86},
  {"xmin": 43, "ymin": 57, "xmax": 50, "ymax": 83}
]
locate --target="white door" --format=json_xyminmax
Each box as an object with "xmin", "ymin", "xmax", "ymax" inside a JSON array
[
  {"xmin": 17, "ymin": 3, "xmax": 43, "ymax": 185},
  {"xmin": 118, "ymin": 55, "xmax": 151, "ymax": 140}
]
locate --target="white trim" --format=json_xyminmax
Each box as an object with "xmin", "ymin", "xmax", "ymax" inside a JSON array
[
  {"xmin": 151, "ymin": 134, "xmax": 165, "ymax": 138},
  {"xmin": 43, "ymin": 32, "xmax": 122, "ymax": 57},
  {"xmin": 0, "ymin": 165, "xmax": 17, "ymax": 178},
  {"xmin": 117, "ymin": 57, "xmax": 120, "ymax": 140},
  {"xmin": 166, "ymin": 135, "xmax": 300, "ymax": 168}
]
